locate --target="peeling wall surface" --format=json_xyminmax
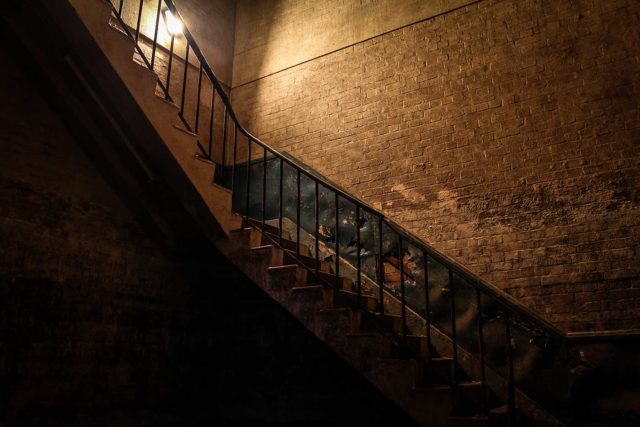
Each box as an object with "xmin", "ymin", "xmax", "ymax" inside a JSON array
[{"xmin": 230, "ymin": 0, "xmax": 640, "ymax": 332}]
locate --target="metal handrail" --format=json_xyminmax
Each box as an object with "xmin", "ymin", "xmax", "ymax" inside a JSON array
[{"xmin": 165, "ymin": 0, "xmax": 562, "ymax": 339}]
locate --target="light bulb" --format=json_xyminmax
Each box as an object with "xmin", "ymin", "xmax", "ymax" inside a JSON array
[{"xmin": 163, "ymin": 9, "xmax": 183, "ymax": 36}]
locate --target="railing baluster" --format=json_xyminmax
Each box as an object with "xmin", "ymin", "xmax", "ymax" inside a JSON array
[
  {"xmin": 231, "ymin": 124, "xmax": 238, "ymax": 194},
  {"xmin": 179, "ymin": 44, "xmax": 190, "ymax": 117},
  {"xmin": 506, "ymin": 311, "xmax": 516, "ymax": 426},
  {"xmin": 261, "ymin": 148, "xmax": 267, "ymax": 232},
  {"xmin": 356, "ymin": 205, "xmax": 362, "ymax": 306},
  {"xmin": 334, "ymin": 193, "xmax": 340, "ymax": 302},
  {"xmin": 222, "ymin": 107, "xmax": 228, "ymax": 180},
  {"xmin": 423, "ymin": 251, "xmax": 431, "ymax": 362},
  {"xmin": 278, "ymin": 158, "xmax": 283, "ymax": 244},
  {"xmin": 208, "ymin": 87, "xmax": 215, "ymax": 160},
  {"xmin": 378, "ymin": 217, "xmax": 384, "ymax": 316},
  {"xmin": 314, "ymin": 180, "xmax": 319, "ymax": 283},
  {"xmin": 150, "ymin": 0, "xmax": 162, "ymax": 69},
  {"xmin": 296, "ymin": 169, "xmax": 301, "ymax": 259},
  {"xmin": 134, "ymin": 0, "xmax": 143, "ymax": 42},
  {"xmin": 399, "ymin": 235, "xmax": 407, "ymax": 340},
  {"xmin": 477, "ymin": 288, "xmax": 488, "ymax": 414},
  {"xmin": 165, "ymin": 34, "xmax": 175, "ymax": 101},
  {"xmin": 450, "ymin": 270, "xmax": 458, "ymax": 387},
  {"xmin": 194, "ymin": 65, "xmax": 203, "ymax": 133},
  {"xmin": 244, "ymin": 137, "xmax": 251, "ymax": 227}
]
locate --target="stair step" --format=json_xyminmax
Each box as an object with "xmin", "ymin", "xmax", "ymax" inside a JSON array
[
  {"xmin": 404, "ymin": 335, "xmax": 430, "ymax": 358},
  {"xmin": 249, "ymin": 245, "xmax": 284, "ymax": 267},
  {"xmin": 267, "ymin": 264, "xmax": 307, "ymax": 293},
  {"xmin": 283, "ymin": 249, "xmax": 331, "ymax": 274},
  {"xmin": 230, "ymin": 227, "xmax": 262, "ymax": 249},
  {"xmin": 246, "ymin": 217, "xmax": 291, "ymax": 240},
  {"xmin": 453, "ymin": 381, "xmax": 486, "ymax": 417},
  {"xmin": 311, "ymin": 269, "xmax": 354, "ymax": 290},
  {"xmin": 359, "ymin": 312, "xmax": 403, "ymax": 334},
  {"xmin": 262, "ymin": 232, "xmax": 306, "ymax": 254},
  {"xmin": 334, "ymin": 289, "xmax": 378, "ymax": 312}
]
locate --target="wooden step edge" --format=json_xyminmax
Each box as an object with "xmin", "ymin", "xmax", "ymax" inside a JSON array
[
  {"xmin": 488, "ymin": 405, "xmax": 508, "ymax": 416},
  {"xmin": 291, "ymin": 285, "xmax": 324, "ymax": 292},
  {"xmin": 250, "ymin": 244, "xmax": 275, "ymax": 252},
  {"xmin": 173, "ymin": 123, "xmax": 198, "ymax": 138},
  {"xmin": 267, "ymin": 264, "xmax": 298, "ymax": 272},
  {"xmin": 457, "ymin": 381, "xmax": 483, "ymax": 388},
  {"xmin": 154, "ymin": 93, "xmax": 180, "ymax": 110}
]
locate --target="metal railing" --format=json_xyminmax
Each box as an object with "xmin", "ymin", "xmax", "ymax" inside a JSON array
[{"xmin": 105, "ymin": 0, "xmax": 575, "ymax": 423}]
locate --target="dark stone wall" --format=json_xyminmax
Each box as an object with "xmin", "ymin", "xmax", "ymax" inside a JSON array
[{"xmin": 0, "ymin": 45, "xmax": 413, "ymax": 426}]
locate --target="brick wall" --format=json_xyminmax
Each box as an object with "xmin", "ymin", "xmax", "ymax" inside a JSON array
[
  {"xmin": 230, "ymin": 0, "xmax": 640, "ymax": 332},
  {"xmin": 0, "ymin": 45, "xmax": 413, "ymax": 425}
]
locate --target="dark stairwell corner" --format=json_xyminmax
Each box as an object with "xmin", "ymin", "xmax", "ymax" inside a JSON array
[{"xmin": 0, "ymin": 22, "xmax": 415, "ymax": 427}]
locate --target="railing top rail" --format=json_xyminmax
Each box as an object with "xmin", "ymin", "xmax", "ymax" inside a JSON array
[{"xmin": 163, "ymin": 0, "xmax": 564, "ymax": 339}]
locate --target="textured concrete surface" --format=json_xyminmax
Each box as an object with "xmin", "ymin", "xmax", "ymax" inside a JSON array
[{"xmin": 230, "ymin": 0, "xmax": 640, "ymax": 332}]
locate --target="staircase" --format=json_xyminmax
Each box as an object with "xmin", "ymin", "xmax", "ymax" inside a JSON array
[{"xmin": 16, "ymin": 0, "xmax": 581, "ymax": 425}]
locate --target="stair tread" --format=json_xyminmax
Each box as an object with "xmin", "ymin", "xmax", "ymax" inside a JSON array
[
  {"xmin": 458, "ymin": 381, "xmax": 483, "ymax": 388},
  {"xmin": 267, "ymin": 264, "xmax": 298, "ymax": 271},
  {"xmin": 489, "ymin": 405, "xmax": 508, "ymax": 415},
  {"xmin": 291, "ymin": 285, "xmax": 323, "ymax": 291}
]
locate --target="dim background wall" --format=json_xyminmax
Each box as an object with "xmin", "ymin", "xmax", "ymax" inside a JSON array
[
  {"xmin": 0, "ymin": 43, "xmax": 414, "ymax": 425},
  {"xmin": 230, "ymin": 0, "xmax": 640, "ymax": 332}
]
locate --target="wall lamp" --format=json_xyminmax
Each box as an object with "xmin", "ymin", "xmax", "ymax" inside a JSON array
[{"xmin": 162, "ymin": 9, "xmax": 183, "ymax": 37}]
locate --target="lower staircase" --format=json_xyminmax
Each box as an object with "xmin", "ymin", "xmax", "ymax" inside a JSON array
[{"xmin": 25, "ymin": 0, "xmax": 573, "ymax": 425}]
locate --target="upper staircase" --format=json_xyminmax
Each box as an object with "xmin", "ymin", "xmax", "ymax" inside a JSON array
[{"xmin": 10, "ymin": 0, "xmax": 634, "ymax": 425}]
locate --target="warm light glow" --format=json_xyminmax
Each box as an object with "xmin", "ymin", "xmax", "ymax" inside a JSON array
[{"xmin": 163, "ymin": 9, "xmax": 183, "ymax": 37}]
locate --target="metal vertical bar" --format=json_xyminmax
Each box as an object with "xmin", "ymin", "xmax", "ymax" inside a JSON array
[
  {"xmin": 207, "ymin": 87, "xmax": 215, "ymax": 159},
  {"xmin": 179, "ymin": 44, "xmax": 190, "ymax": 116},
  {"xmin": 378, "ymin": 216, "xmax": 385, "ymax": 316},
  {"xmin": 356, "ymin": 205, "xmax": 362, "ymax": 305},
  {"xmin": 150, "ymin": 0, "xmax": 162, "ymax": 69},
  {"xmin": 314, "ymin": 181, "xmax": 320, "ymax": 284},
  {"xmin": 423, "ymin": 251, "xmax": 432, "ymax": 362},
  {"xmin": 334, "ymin": 192, "xmax": 340, "ymax": 299},
  {"xmin": 450, "ymin": 270, "xmax": 458, "ymax": 386},
  {"xmin": 476, "ymin": 288, "xmax": 488, "ymax": 414},
  {"xmin": 244, "ymin": 137, "xmax": 251, "ymax": 227},
  {"xmin": 399, "ymin": 236, "xmax": 407, "ymax": 339},
  {"xmin": 506, "ymin": 311, "xmax": 516, "ymax": 426},
  {"xmin": 194, "ymin": 65, "xmax": 203, "ymax": 133},
  {"xmin": 165, "ymin": 35, "xmax": 175, "ymax": 100},
  {"xmin": 134, "ymin": 0, "xmax": 144, "ymax": 42},
  {"xmin": 118, "ymin": 0, "xmax": 124, "ymax": 16},
  {"xmin": 278, "ymin": 158, "xmax": 283, "ymax": 245},
  {"xmin": 221, "ymin": 107, "xmax": 228, "ymax": 180},
  {"xmin": 261, "ymin": 147, "xmax": 267, "ymax": 232},
  {"xmin": 231, "ymin": 124, "xmax": 238, "ymax": 195},
  {"xmin": 296, "ymin": 169, "xmax": 301, "ymax": 259}
]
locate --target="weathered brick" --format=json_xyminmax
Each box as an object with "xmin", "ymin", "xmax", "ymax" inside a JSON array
[{"xmin": 231, "ymin": 0, "xmax": 640, "ymax": 332}]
